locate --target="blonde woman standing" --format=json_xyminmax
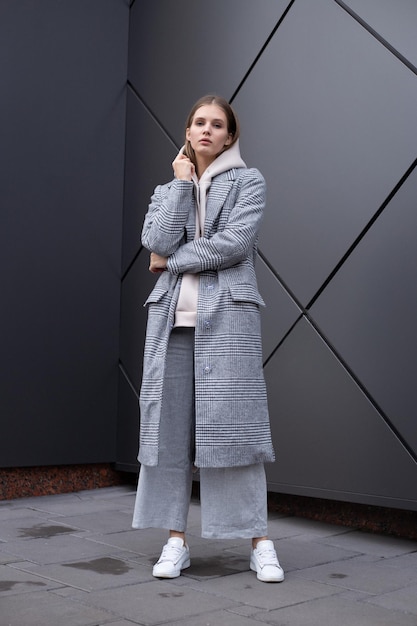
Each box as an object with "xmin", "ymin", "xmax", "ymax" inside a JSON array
[{"xmin": 133, "ymin": 95, "xmax": 284, "ymax": 583}]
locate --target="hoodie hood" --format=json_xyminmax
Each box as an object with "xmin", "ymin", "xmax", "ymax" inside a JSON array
[
  {"xmin": 178, "ymin": 140, "xmax": 246, "ymax": 184},
  {"xmin": 196, "ymin": 140, "xmax": 246, "ymax": 183}
]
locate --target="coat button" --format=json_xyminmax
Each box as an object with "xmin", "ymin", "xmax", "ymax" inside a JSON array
[
  {"xmin": 204, "ymin": 320, "xmax": 211, "ymax": 329},
  {"xmin": 203, "ymin": 365, "xmax": 212, "ymax": 374}
]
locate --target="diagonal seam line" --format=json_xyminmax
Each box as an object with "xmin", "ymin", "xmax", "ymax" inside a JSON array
[
  {"xmin": 303, "ymin": 315, "xmax": 417, "ymax": 465},
  {"xmin": 123, "ymin": 82, "xmax": 180, "ymax": 283},
  {"xmin": 119, "ymin": 361, "xmax": 140, "ymax": 400},
  {"xmin": 122, "ymin": 245, "xmax": 143, "ymax": 282},
  {"xmin": 258, "ymin": 248, "xmax": 305, "ymax": 313},
  {"xmin": 230, "ymin": 0, "xmax": 296, "ymax": 103},
  {"xmin": 306, "ymin": 157, "xmax": 417, "ymax": 310},
  {"xmin": 334, "ymin": 0, "xmax": 417, "ymax": 76},
  {"xmin": 127, "ymin": 82, "xmax": 179, "ymax": 150}
]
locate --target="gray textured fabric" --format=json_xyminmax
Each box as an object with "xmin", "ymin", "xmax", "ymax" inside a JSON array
[
  {"xmin": 139, "ymin": 167, "xmax": 275, "ymax": 468},
  {"xmin": 132, "ymin": 328, "xmax": 268, "ymax": 538},
  {"xmin": 133, "ymin": 463, "xmax": 268, "ymax": 538},
  {"xmin": 133, "ymin": 328, "xmax": 195, "ymax": 532},
  {"xmin": 200, "ymin": 464, "xmax": 268, "ymax": 539}
]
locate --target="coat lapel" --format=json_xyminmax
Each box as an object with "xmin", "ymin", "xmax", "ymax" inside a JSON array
[
  {"xmin": 185, "ymin": 194, "xmax": 197, "ymax": 242},
  {"xmin": 204, "ymin": 170, "xmax": 237, "ymax": 236}
]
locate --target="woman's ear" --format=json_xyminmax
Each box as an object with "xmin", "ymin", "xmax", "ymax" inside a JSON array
[
  {"xmin": 225, "ymin": 133, "xmax": 233, "ymax": 146},
  {"xmin": 186, "ymin": 128, "xmax": 191, "ymax": 141}
]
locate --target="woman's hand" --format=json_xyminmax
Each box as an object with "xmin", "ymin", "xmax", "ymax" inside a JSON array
[
  {"xmin": 172, "ymin": 153, "xmax": 195, "ymax": 180},
  {"xmin": 149, "ymin": 252, "xmax": 168, "ymax": 273}
]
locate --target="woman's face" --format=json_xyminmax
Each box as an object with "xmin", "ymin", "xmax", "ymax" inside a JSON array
[{"xmin": 186, "ymin": 104, "xmax": 232, "ymax": 164}]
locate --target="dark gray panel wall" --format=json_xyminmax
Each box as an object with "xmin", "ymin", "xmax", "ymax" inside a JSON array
[
  {"xmin": 235, "ymin": 0, "xmax": 417, "ymax": 305},
  {"xmin": 310, "ymin": 167, "xmax": 417, "ymax": 455},
  {"xmin": 264, "ymin": 318, "xmax": 417, "ymax": 508},
  {"xmin": 119, "ymin": 0, "xmax": 417, "ymax": 509},
  {"xmin": 1, "ymin": 1, "xmax": 129, "ymax": 466},
  {"xmin": 127, "ymin": 0, "xmax": 291, "ymax": 146},
  {"xmin": 341, "ymin": 0, "xmax": 417, "ymax": 69}
]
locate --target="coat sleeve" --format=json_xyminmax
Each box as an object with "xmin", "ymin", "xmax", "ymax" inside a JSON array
[
  {"xmin": 141, "ymin": 179, "xmax": 194, "ymax": 256},
  {"xmin": 167, "ymin": 169, "xmax": 265, "ymax": 274}
]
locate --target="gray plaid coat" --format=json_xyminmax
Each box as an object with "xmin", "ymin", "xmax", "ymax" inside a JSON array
[{"xmin": 138, "ymin": 166, "xmax": 275, "ymax": 468}]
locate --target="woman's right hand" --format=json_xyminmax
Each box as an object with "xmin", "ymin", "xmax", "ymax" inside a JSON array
[
  {"xmin": 149, "ymin": 252, "xmax": 167, "ymax": 273},
  {"xmin": 172, "ymin": 153, "xmax": 195, "ymax": 181}
]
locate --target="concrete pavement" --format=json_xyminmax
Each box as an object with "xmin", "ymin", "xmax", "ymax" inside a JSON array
[{"xmin": 1, "ymin": 485, "xmax": 417, "ymax": 625}]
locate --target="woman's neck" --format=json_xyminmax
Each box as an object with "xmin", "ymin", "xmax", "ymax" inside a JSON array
[{"xmin": 195, "ymin": 155, "xmax": 215, "ymax": 179}]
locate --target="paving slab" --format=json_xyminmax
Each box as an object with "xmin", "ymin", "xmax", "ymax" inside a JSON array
[
  {"xmin": 185, "ymin": 570, "xmax": 340, "ymax": 611},
  {"xmin": 76, "ymin": 486, "xmax": 135, "ymax": 498},
  {"xmin": 318, "ymin": 530, "xmax": 417, "ymax": 558},
  {"xmin": 1, "ymin": 486, "xmax": 416, "ymax": 626},
  {"xmin": 0, "ymin": 517, "xmax": 80, "ymax": 542},
  {"xmin": 266, "ymin": 515, "xmax": 355, "ymax": 539},
  {"xmin": 157, "ymin": 608, "xmax": 274, "ymax": 626},
  {"xmin": 103, "ymin": 622, "xmax": 143, "ymax": 626},
  {"xmin": 19, "ymin": 493, "xmax": 132, "ymax": 517},
  {"xmin": 0, "ymin": 589, "xmax": 116, "ymax": 626},
  {"xmin": 0, "ymin": 553, "xmax": 21, "ymax": 565},
  {"xmin": 9, "ymin": 555, "xmax": 154, "ymax": 592},
  {"xmin": 93, "ymin": 527, "xmax": 209, "ymax": 561},
  {"xmin": 0, "ymin": 505, "xmax": 50, "ymax": 521},
  {"xmin": 48, "ymin": 509, "xmax": 134, "ymax": 534},
  {"xmin": 226, "ymin": 534, "xmax": 360, "ymax": 572},
  {"xmin": 292, "ymin": 553, "xmax": 417, "ymax": 594},
  {"xmin": 0, "ymin": 563, "xmax": 62, "ymax": 595},
  {"xmin": 253, "ymin": 590, "xmax": 417, "ymax": 626},
  {"xmin": 66, "ymin": 579, "xmax": 239, "ymax": 625},
  {"xmin": 0, "ymin": 532, "xmax": 123, "ymax": 565},
  {"xmin": 180, "ymin": 540, "xmax": 249, "ymax": 579},
  {"xmin": 364, "ymin": 582, "xmax": 417, "ymax": 616},
  {"xmin": 376, "ymin": 550, "xmax": 417, "ymax": 572}
]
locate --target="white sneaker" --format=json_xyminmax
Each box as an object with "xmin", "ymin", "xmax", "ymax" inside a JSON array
[
  {"xmin": 250, "ymin": 539, "xmax": 284, "ymax": 582},
  {"xmin": 152, "ymin": 537, "xmax": 190, "ymax": 578}
]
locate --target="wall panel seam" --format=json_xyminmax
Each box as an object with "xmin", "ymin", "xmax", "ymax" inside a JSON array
[{"xmin": 333, "ymin": 0, "xmax": 417, "ymax": 76}]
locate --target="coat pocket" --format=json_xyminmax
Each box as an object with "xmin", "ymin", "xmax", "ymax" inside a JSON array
[
  {"xmin": 143, "ymin": 285, "xmax": 169, "ymax": 307},
  {"xmin": 228, "ymin": 283, "xmax": 265, "ymax": 307}
]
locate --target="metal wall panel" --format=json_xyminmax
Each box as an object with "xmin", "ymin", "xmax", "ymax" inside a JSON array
[
  {"xmin": 122, "ymin": 90, "xmax": 178, "ymax": 274},
  {"xmin": 1, "ymin": 1, "xmax": 129, "ymax": 466},
  {"xmin": 118, "ymin": 90, "xmax": 179, "ymax": 461},
  {"xmin": 264, "ymin": 318, "xmax": 417, "ymax": 509},
  {"xmin": 256, "ymin": 258, "xmax": 302, "ymax": 363},
  {"xmin": 341, "ymin": 0, "xmax": 417, "ymax": 68},
  {"xmin": 310, "ymin": 167, "xmax": 417, "ymax": 455},
  {"xmin": 119, "ymin": 0, "xmax": 417, "ymax": 509},
  {"xmin": 233, "ymin": 0, "xmax": 417, "ymax": 304},
  {"xmin": 116, "ymin": 371, "xmax": 140, "ymax": 472},
  {"xmin": 119, "ymin": 250, "xmax": 157, "ymax": 392},
  {"xmin": 128, "ymin": 0, "xmax": 291, "ymax": 146}
]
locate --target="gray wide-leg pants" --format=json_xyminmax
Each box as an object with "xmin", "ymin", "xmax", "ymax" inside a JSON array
[{"xmin": 132, "ymin": 327, "xmax": 268, "ymax": 539}]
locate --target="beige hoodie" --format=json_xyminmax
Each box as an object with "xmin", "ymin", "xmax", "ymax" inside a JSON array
[{"xmin": 174, "ymin": 141, "xmax": 246, "ymax": 327}]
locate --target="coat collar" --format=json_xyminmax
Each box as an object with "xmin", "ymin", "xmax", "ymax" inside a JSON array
[{"xmin": 204, "ymin": 168, "xmax": 242, "ymax": 236}]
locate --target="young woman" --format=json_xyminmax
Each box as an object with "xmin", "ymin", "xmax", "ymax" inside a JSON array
[{"xmin": 132, "ymin": 95, "xmax": 284, "ymax": 583}]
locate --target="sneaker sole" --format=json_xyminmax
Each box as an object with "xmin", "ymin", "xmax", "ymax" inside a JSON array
[
  {"xmin": 152, "ymin": 558, "xmax": 191, "ymax": 578},
  {"xmin": 250, "ymin": 561, "xmax": 285, "ymax": 583}
]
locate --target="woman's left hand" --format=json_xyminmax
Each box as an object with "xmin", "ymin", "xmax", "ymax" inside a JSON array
[{"xmin": 149, "ymin": 252, "xmax": 168, "ymax": 273}]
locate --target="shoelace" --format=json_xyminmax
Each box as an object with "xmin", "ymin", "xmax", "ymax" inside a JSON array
[
  {"xmin": 159, "ymin": 543, "xmax": 183, "ymax": 563},
  {"xmin": 256, "ymin": 546, "xmax": 279, "ymax": 566}
]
